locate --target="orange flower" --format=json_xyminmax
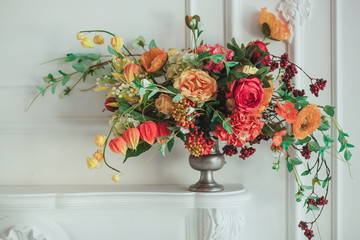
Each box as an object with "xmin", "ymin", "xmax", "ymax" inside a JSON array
[
  {"xmin": 293, "ymin": 104, "xmax": 321, "ymax": 140},
  {"xmin": 138, "ymin": 121, "xmax": 158, "ymax": 145},
  {"xmin": 140, "ymin": 47, "xmax": 167, "ymax": 73},
  {"xmin": 109, "ymin": 137, "xmax": 127, "ymax": 155},
  {"xmin": 275, "ymin": 100, "xmax": 298, "ymax": 124},
  {"xmin": 257, "ymin": 80, "xmax": 274, "ymax": 113},
  {"xmin": 260, "ymin": 7, "xmax": 291, "ymax": 41},
  {"xmin": 122, "ymin": 128, "xmax": 140, "ymax": 149},
  {"xmin": 156, "ymin": 122, "xmax": 172, "ymax": 144},
  {"xmin": 173, "ymin": 70, "xmax": 218, "ymax": 102},
  {"xmin": 155, "ymin": 94, "xmax": 175, "ymax": 115},
  {"xmin": 124, "ymin": 63, "xmax": 140, "ymax": 83},
  {"xmin": 272, "ymin": 130, "xmax": 287, "ymax": 147}
]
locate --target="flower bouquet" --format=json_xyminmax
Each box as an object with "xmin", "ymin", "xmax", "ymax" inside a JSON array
[{"xmin": 31, "ymin": 8, "xmax": 353, "ymax": 239}]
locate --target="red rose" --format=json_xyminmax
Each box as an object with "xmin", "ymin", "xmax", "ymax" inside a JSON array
[
  {"xmin": 246, "ymin": 41, "xmax": 270, "ymax": 65},
  {"xmin": 226, "ymin": 77, "xmax": 264, "ymax": 111}
]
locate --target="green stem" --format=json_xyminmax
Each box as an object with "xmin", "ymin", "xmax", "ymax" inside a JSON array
[{"xmin": 80, "ymin": 30, "xmax": 116, "ymax": 37}]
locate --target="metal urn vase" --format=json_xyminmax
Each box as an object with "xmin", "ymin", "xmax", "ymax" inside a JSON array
[{"xmin": 188, "ymin": 142, "xmax": 225, "ymax": 192}]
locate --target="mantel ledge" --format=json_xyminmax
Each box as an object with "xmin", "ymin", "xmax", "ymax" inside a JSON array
[{"xmin": 0, "ymin": 184, "xmax": 251, "ymax": 210}]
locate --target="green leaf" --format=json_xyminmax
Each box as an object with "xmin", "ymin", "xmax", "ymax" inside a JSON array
[
  {"xmin": 344, "ymin": 150, "xmax": 352, "ymax": 161},
  {"xmin": 322, "ymin": 177, "xmax": 331, "ymax": 188},
  {"xmin": 347, "ymin": 143, "xmax": 355, "ymax": 148},
  {"xmin": 318, "ymin": 122, "xmax": 330, "ymax": 131},
  {"xmin": 301, "ymin": 170, "xmax": 311, "ymax": 176},
  {"xmin": 58, "ymin": 70, "xmax": 68, "ymax": 76},
  {"xmin": 108, "ymin": 45, "xmax": 122, "ymax": 57},
  {"xmin": 261, "ymin": 23, "xmax": 271, "ymax": 38},
  {"xmin": 281, "ymin": 134, "xmax": 294, "ymax": 151},
  {"xmin": 177, "ymin": 132, "xmax": 186, "ymax": 142},
  {"xmin": 308, "ymin": 196, "xmax": 319, "ymax": 200},
  {"xmin": 324, "ymin": 105, "xmax": 335, "ymax": 117},
  {"xmin": 308, "ymin": 141, "xmax": 320, "ymax": 152},
  {"xmin": 323, "ymin": 134, "xmax": 334, "ymax": 145},
  {"xmin": 255, "ymin": 66, "xmax": 270, "ymax": 77},
  {"xmin": 168, "ymin": 86, "xmax": 180, "ymax": 95},
  {"xmin": 147, "ymin": 89, "xmax": 159, "ymax": 99},
  {"xmin": 287, "ymin": 160, "xmax": 293, "ymax": 172},
  {"xmin": 288, "ymin": 157, "xmax": 302, "ymax": 166},
  {"xmin": 51, "ymin": 83, "xmax": 57, "ymax": 94},
  {"xmin": 295, "ymin": 136, "xmax": 311, "ymax": 145},
  {"xmin": 123, "ymin": 142, "xmax": 152, "ymax": 163},
  {"xmin": 65, "ymin": 53, "xmax": 76, "ymax": 62},
  {"xmin": 86, "ymin": 53, "xmax": 100, "ymax": 61},
  {"xmin": 72, "ymin": 63, "xmax": 89, "ymax": 73},
  {"xmin": 308, "ymin": 204, "xmax": 320, "ymax": 211},
  {"xmin": 222, "ymin": 118, "xmax": 232, "ymax": 134},
  {"xmin": 160, "ymin": 144, "xmax": 166, "ymax": 157},
  {"xmin": 230, "ymin": 70, "xmax": 248, "ymax": 79},
  {"xmin": 172, "ymin": 94, "xmax": 183, "ymax": 103},
  {"xmin": 62, "ymin": 75, "xmax": 71, "ymax": 86},
  {"xmin": 148, "ymin": 39, "xmax": 156, "ymax": 50},
  {"xmin": 197, "ymin": 51, "xmax": 211, "ymax": 61},
  {"xmin": 302, "ymin": 185, "xmax": 314, "ymax": 190},
  {"xmin": 210, "ymin": 54, "xmax": 225, "ymax": 63},
  {"xmin": 167, "ymin": 138, "xmax": 175, "ymax": 152}
]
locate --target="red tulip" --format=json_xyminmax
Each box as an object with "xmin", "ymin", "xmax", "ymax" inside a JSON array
[
  {"xmin": 138, "ymin": 121, "xmax": 158, "ymax": 145},
  {"xmin": 124, "ymin": 63, "xmax": 140, "ymax": 83}
]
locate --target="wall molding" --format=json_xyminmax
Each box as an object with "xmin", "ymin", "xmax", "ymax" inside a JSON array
[{"xmin": 0, "ymin": 226, "xmax": 46, "ymax": 240}]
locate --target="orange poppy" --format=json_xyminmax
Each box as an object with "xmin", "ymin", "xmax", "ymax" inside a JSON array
[
  {"xmin": 260, "ymin": 8, "xmax": 291, "ymax": 41},
  {"xmin": 257, "ymin": 80, "xmax": 274, "ymax": 113},
  {"xmin": 272, "ymin": 130, "xmax": 287, "ymax": 147},
  {"xmin": 140, "ymin": 47, "xmax": 167, "ymax": 73},
  {"xmin": 275, "ymin": 100, "xmax": 298, "ymax": 124},
  {"xmin": 293, "ymin": 104, "xmax": 321, "ymax": 140}
]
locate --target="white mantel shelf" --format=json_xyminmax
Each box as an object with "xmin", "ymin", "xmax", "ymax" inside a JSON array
[{"xmin": 0, "ymin": 184, "xmax": 251, "ymax": 240}]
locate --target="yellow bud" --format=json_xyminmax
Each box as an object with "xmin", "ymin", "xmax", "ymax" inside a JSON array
[
  {"xmin": 94, "ymin": 135, "xmax": 106, "ymax": 147},
  {"xmin": 111, "ymin": 36, "xmax": 123, "ymax": 53},
  {"xmin": 93, "ymin": 150, "xmax": 104, "ymax": 162},
  {"xmin": 167, "ymin": 48, "xmax": 180, "ymax": 57},
  {"xmin": 86, "ymin": 157, "xmax": 98, "ymax": 169},
  {"xmin": 77, "ymin": 32, "xmax": 85, "ymax": 40},
  {"xmin": 81, "ymin": 37, "xmax": 94, "ymax": 48},
  {"xmin": 111, "ymin": 174, "xmax": 120, "ymax": 182},
  {"xmin": 93, "ymin": 35, "xmax": 104, "ymax": 45}
]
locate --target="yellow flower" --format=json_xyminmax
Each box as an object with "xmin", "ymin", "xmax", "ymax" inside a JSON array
[
  {"xmin": 111, "ymin": 36, "xmax": 123, "ymax": 52},
  {"xmin": 77, "ymin": 32, "xmax": 85, "ymax": 40},
  {"xmin": 111, "ymin": 174, "xmax": 120, "ymax": 182},
  {"xmin": 93, "ymin": 150, "xmax": 104, "ymax": 162},
  {"xmin": 93, "ymin": 35, "xmax": 104, "ymax": 45},
  {"xmin": 86, "ymin": 157, "xmax": 98, "ymax": 169},
  {"xmin": 94, "ymin": 135, "xmax": 106, "ymax": 147},
  {"xmin": 81, "ymin": 37, "xmax": 94, "ymax": 48},
  {"xmin": 237, "ymin": 65, "xmax": 258, "ymax": 75},
  {"xmin": 167, "ymin": 48, "xmax": 179, "ymax": 57}
]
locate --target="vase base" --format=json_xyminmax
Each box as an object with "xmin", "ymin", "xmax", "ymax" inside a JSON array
[{"xmin": 189, "ymin": 182, "xmax": 224, "ymax": 192}]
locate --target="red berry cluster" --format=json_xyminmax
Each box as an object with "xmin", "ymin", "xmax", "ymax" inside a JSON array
[
  {"xmin": 308, "ymin": 196, "xmax": 328, "ymax": 207},
  {"xmin": 301, "ymin": 143, "xmax": 311, "ymax": 159},
  {"xmin": 280, "ymin": 53, "xmax": 289, "ymax": 68},
  {"xmin": 281, "ymin": 64, "xmax": 298, "ymax": 93},
  {"xmin": 293, "ymin": 89, "xmax": 305, "ymax": 97},
  {"xmin": 239, "ymin": 146, "xmax": 256, "ymax": 160},
  {"xmin": 298, "ymin": 221, "xmax": 314, "ymax": 240},
  {"xmin": 172, "ymin": 99, "xmax": 199, "ymax": 129},
  {"xmin": 310, "ymin": 78, "xmax": 327, "ymax": 97},
  {"xmin": 185, "ymin": 132, "xmax": 215, "ymax": 157},
  {"xmin": 250, "ymin": 134, "xmax": 270, "ymax": 145},
  {"xmin": 269, "ymin": 61, "xmax": 279, "ymax": 72},
  {"xmin": 223, "ymin": 144, "xmax": 238, "ymax": 156}
]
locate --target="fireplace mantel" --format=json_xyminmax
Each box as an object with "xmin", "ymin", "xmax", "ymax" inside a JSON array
[{"xmin": 0, "ymin": 184, "xmax": 250, "ymax": 240}]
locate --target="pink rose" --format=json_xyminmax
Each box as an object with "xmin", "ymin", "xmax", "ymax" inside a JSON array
[
  {"xmin": 226, "ymin": 77, "xmax": 264, "ymax": 111},
  {"xmin": 194, "ymin": 44, "xmax": 234, "ymax": 73},
  {"xmin": 246, "ymin": 41, "xmax": 270, "ymax": 65}
]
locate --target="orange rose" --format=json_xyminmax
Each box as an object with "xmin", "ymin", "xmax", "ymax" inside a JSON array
[
  {"xmin": 257, "ymin": 80, "xmax": 274, "ymax": 113},
  {"xmin": 155, "ymin": 94, "xmax": 175, "ymax": 115},
  {"xmin": 293, "ymin": 104, "xmax": 321, "ymax": 139},
  {"xmin": 260, "ymin": 7, "xmax": 291, "ymax": 41},
  {"xmin": 173, "ymin": 70, "xmax": 217, "ymax": 102},
  {"xmin": 140, "ymin": 47, "xmax": 167, "ymax": 73}
]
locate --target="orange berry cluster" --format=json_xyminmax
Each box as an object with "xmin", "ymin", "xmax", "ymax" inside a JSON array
[
  {"xmin": 171, "ymin": 99, "xmax": 199, "ymax": 129},
  {"xmin": 185, "ymin": 132, "xmax": 215, "ymax": 157}
]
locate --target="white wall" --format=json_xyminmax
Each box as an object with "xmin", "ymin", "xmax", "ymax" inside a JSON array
[{"xmin": 0, "ymin": 0, "xmax": 358, "ymax": 239}]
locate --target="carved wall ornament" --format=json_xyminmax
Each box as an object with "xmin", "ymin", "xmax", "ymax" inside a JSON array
[
  {"xmin": 0, "ymin": 226, "xmax": 46, "ymax": 240},
  {"xmin": 277, "ymin": 0, "xmax": 312, "ymax": 42}
]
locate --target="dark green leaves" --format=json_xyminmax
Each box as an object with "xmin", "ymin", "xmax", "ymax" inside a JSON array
[
  {"xmin": 323, "ymin": 105, "xmax": 335, "ymax": 117},
  {"xmin": 288, "ymin": 157, "xmax": 303, "ymax": 165},
  {"xmin": 72, "ymin": 63, "xmax": 89, "ymax": 73},
  {"xmin": 148, "ymin": 39, "xmax": 156, "ymax": 50},
  {"xmin": 123, "ymin": 142, "xmax": 152, "ymax": 163},
  {"xmin": 308, "ymin": 141, "xmax": 320, "ymax": 152}
]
